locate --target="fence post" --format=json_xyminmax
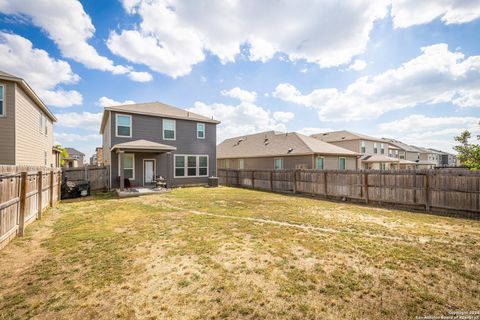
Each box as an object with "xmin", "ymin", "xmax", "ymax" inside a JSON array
[
  {"xmin": 37, "ymin": 171, "xmax": 43, "ymax": 219},
  {"xmin": 18, "ymin": 171, "xmax": 27, "ymax": 237},
  {"xmin": 364, "ymin": 172, "xmax": 369, "ymax": 204},
  {"xmin": 425, "ymin": 172, "xmax": 430, "ymax": 211},
  {"xmin": 49, "ymin": 171, "xmax": 54, "ymax": 207},
  {"xmin": 270, "ymin": 171, "xmax": 274, "ymax": 191},
  {"xmin": 323, "ymin": 171, "xmax": 328, "ymax": 197},
  {"xmin": 57, "ymin": 171, "xmax": 62, "ymax": 202},
  {"xmin": 292, "ymin": 169, "xmax": 297, "ymax": 193},
  {"xmin": 251, "ymin": 171, "xmax": 255, "ymax": 189}
]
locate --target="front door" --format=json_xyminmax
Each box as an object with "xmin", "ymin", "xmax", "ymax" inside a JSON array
[{"xmin": 144, "ymin": 160, "xmax": 155, "ymax": 186}]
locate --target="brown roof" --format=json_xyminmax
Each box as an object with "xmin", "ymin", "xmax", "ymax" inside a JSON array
[
  {"xmin": 111, "ymin": 139, "xmax": 177, "ymax": 151},
  {"xmin": 361, "ymin": 155, "xmax": 400, "ymax": 163},
  {"xmin": 217, "ymin": 131, "xmax": 359, "ymax": 159},
  {"xmin": 0, "ymin": 70, "xmax": 56, "ymax": 121},
  {"xmin": 100, "ymin": 101, "xmax": 220, "ymax": 133},
  {"xmin": 381, "ymin": 138, "xmax": 422, "ymax": 153},
  {"xmin": 311, "ymin": 130, "xmax": 384, "ymax": 143}
]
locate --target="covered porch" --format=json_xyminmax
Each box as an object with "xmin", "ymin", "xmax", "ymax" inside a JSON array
[
  {"xmin": 361, "ymin": 154, "xmax": 399, "ymax": 170},
  {"xmin": 111, "ymin": 139, "xmax": 177, "ymax": 191}
]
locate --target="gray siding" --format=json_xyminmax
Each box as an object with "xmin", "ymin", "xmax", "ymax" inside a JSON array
[
  {"xmin": 0, "ymin": 80, "xmax": 16, "ymax": 164},
  {"xmin": 109, "ymin": 111, "xmax": 217, "ymax": 187}
]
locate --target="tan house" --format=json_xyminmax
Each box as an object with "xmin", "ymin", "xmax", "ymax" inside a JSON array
[
  {"xmin": 0, "ymin": 70, "xmax": 59, "ymax": 167},
  {"xmin": 63, "ymin": 147, "xmax": 85, "ymax": 168},
  {"xmin": 311, "ymin": 130, "xmax": 399, "ymax": 170},
  {"xmin": 217, "ymin": 131, "xmax": 359, "ymax": 170}
]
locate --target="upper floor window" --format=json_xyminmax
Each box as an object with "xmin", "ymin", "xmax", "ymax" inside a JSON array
[
  {"xmin": 0, "ymin": 85, "xmax": 4, "ymax": 116},
  {"xmin": 361, "ymin": 141, "xmax": 366, "ymax": 154},
  {"xmin": 380, "ymin": 143, "xmax": 384, "ymax": 154},
  {"xmin": 224, "ymin": 159, "xmax": 229, "ymax": 169},
  {"xmin": 274, "ymin": 158, "xmax": 283, "ymax": 170},
  {"xmin": 44, "ymin": 115, "xmax": 48, "ymax": 135},
  {"xmin": 373, "ymin": 143, "xmax": 378, "ymax": 154},
  {"xmin": 197, "ymin": 123, "xmax": 205, "ymax": 139},
  {"xmin": 239, "ymin": 159, "xmax": 244, "ymax": 169},
  {"xmin": 316, "ymin": 156, "xmax": 324, "ymax": 170},
  {"xmin": 116, "ymin": 114, "xmax": 132, "ymax": 137},
  {"xmin": 339, "ymin": 157, "xmax": 346, "ymax": 170},
  {"xmin": 39, "ymin": 112, "xmax": 43, "ymax": 133},
  {"xmin": 163, "ymin": 119, "xmax": 176, "ymax": 140}
]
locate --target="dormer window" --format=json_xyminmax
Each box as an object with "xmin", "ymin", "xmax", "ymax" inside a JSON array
[{"xmin": 116, "ymin": 114, "xmax": 132, "ymax": 137}]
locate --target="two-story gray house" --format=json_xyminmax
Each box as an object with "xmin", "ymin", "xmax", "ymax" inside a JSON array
[{"xmin": 99, "ymin": 102, "xmax": 219, "ymax": 189}]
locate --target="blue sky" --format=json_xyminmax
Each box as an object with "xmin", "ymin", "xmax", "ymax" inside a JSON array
[{"xmin": 0, "ymin": 0, "xmax": 479, "ymax": 158}]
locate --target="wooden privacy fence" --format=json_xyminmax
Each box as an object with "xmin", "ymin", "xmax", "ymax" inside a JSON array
[
  {"xmin": 218, "ymin": 169, "xmax": 480, "ymax": 219},
  {"xmin": 62, "ymin": 166, "xmax": 109, "ymax": 191},
  {"xmin": 0, "ymin": 166, "xmax": 61, "ymax": 249}
]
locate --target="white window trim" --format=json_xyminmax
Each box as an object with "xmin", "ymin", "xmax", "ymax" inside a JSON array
[
  {"xmin": 361, "ymin": 141, "xmax": 366, "ymax": 153},
  {"xmin": 44, "ymin": 115, "xmax": 48, "ymax": 136},
  {"xmin": 339, "ymin": 157, "xmax": 346, "ymax": 170},
  {"xmin": 118, "ymin": 153, "xmax": 135, "ymax": 180},
  {"xmin": 274, "ymin": 157, "xmax": 283, "ymax": 170},
  {"xmin": 0, "ymin": 84, "xmax": 5, "ymax": 117},
  {"xmin": 239, "ymin": 159, "xmax": 244, "ymax": 170},
  {"xmin": 315, "ymin": 156, "xmax": 325, "ymax": 170},
  {"xmin": 197, "ymin": 122, "xmax": 205, "ymax": 139},
  {"xmin": 163, "ymin": 119, "xmax": 176, "ymax": 140},
  {"xmin": 174, "ymin": 154, "xmax": 209, "ymax": 178},
  {"xmin": 142, "ymin": 159, "xmax": 156, "ymax": 186},
  {"xmin": 115, "ymin": 114, "xmax": 132, "ymax": 138}
]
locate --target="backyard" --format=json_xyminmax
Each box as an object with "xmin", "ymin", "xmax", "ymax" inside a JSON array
[{"xmin": 0, "ymin": 187, "xmax": 479, "ymax": 319}]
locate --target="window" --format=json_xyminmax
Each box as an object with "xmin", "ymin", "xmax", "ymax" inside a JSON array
[
  {"xmin": 39, "ymin": 112, "xmax": 43, "ymax": 133},
  {"xmin": 44, "ymin": 151, "xmax": 47, "ymax": 166},
  {"xmin": 239, "ymin": 159, "xmax": 244, "ymax": 169},
  {"xmin": 116, "ymin": 114, "xmax": 132, "ymax": 137},
  {"xmin": 339, "ymin": 157, "xmax": 346, "ymax": 170},
  {"xmin": 0, "ymin": 85, "xmax": 4, "ymax": 116},
  {"xmin": 380, "ymin": 143, "xmax": 384, "ymax": 154},
  {"xmin": 274, "ymin": 158, "xmax": 283, "ymax": 170},
  {"xmin": 361, "ymin": 141, "xmax": 366, "ymax": 154},
  {"xmin": 44, "ymin": 116, "xmax": 48, "ymax": 135},
  {"xmin": 316, "ymin": 157, "xmax": 324, "ymax": 170},
  {"xmin": 380, "ymin": 163, "xmax": 386, "ymax": 170},
  {"xmin": 197, "ymin": 123, "xmax": 205, "ymax": 139},
  {"xmin": 224, "ymin": 159, "xmax": 229, "ymax": 169},
  {"xmin": 373, "ymin": 143, "xmax": 378, "ymax": 154},
  {"xmin": 119, "ymin": 153, "xmax": 135, "ymax": 179},
  {"xmin": 163, "ymin": 119, "xmax": 176, "ymax": 140},
  {"xmin": 175, "ymin": 155, "xmax": 209, "ymax": 177}
]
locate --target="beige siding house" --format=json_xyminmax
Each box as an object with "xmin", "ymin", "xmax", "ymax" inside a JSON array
[
  {"xmin": 0, "ymin": 71, "xmax": 58, "ymax": 167},
  {"xmin": 217, "ymin": 131, "xmax": 359, "ymax": 171}
]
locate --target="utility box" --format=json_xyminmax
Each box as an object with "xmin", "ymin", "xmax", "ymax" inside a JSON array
[{"xmin": 208, "ymin": 177, "xmax": 219, "ymax": 187}]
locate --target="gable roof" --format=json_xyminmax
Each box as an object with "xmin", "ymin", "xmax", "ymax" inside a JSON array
[
  {"xmin": 111, "ymin": 139, "xmax": 177, "ymax": 151},
  {"xmin": 381, "ymin": 138, "xmax": 422, "ymax": 153},
  {"xmin": 0, "ymin": 70, "xmax": 56, "ymax": 121},
  {"xmin": 311, "ymin": 130, "xmax": 384, "ymax": 143},
  {"xmin": 361, "ymin": 154, "xmax": 399, "ymax": 163},
  {"xmin": 65, "ymin": 147, "xmax": 85, "ymax": 157},
  {"xmin": 217, "ymin": 131, "xmax": 359, "ymax": 159},
  {"xmin": 99, "ymin": 101, "xmax": 220, "ymax": 133}
]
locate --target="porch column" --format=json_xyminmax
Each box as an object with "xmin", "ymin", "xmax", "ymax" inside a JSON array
[
  {"xmin": 119, "ymin": 150, "xmax": 125, "ymax": 190},
  {"xmin": 166, "ymin": 152, "xmax": 172, "ymax": 188}
]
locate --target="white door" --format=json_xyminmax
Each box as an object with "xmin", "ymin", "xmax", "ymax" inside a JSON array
[{"xmin": 144, "ymin": 160, "xmax": 154, "ymax": 185}]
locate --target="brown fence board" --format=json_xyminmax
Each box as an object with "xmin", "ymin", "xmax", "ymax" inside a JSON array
[
  {"xmin": 218, "ymin": 169, "xmax": 480, "ymax": 219},
  {"xmin": 62, "ymin": 166, "xmax": 109, "ymax": 191}
]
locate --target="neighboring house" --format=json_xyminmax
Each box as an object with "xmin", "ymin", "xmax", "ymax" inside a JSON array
[
  {"xmin": 412, "ymin": 146, "xmax": 441, "ymax": 169},
  {"xmin": 311, "ymin": 130, "xmax": 398, "ymax": 170},
  {"xmin": 99, "ymin": 101, "xmax": 220, "ymax": 189},
  {"xmin": 428, "ymin": 148, "xmax": 457, "ymax": 167},
  {"xmin": 381, "ymin": 138, "xmax": 421, "ymax": 162},
  {"xmin": 0, "ymin": 70, "xmax": 60, "ymax": 167},
  {"xmin": 90, "ymin": 154, "xmax": 98, "ymax": 166},
  {"xmin": 217, "ymin": 131, "xmax": 359, "ymax": 170},
  {"xmin": 95, "ymin": 147, "xmax": 104, "ymax": 166},
  {"xmin": 64, "ymin": 148, "xmax": 85, "ymax": 168}
]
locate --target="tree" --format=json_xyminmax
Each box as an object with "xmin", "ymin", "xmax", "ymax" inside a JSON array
[
  {"xmin": 55, "ymin": 145, "xmax": 69, "ymax": 167},
  {"xmin": 454, "ymin": 124, "xmax": 480, "ymax": 170}
]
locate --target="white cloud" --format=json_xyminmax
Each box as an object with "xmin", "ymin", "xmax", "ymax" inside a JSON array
[
  {"xmin": 188, "ymin": 101, "xmax": 286, "ymax": 143},
  {"xmin": 378, "ymin": 114, "xmax": 480, "ymax": 152},
  {"xmin": 221, "ymin": 87, "xmax": 257, "ymax": 103},
  {"xmin": 56, "ymin": 112, "xmax": 102, "ymax": 131},
  {"xmin": 347, "ymin": 59, "xmax": 367, "ymax": 71},
  {"xmin": 0, "ymin": 0, "xmax": 146, "ymax": 81},
  {"xmin": 108, "ymin": 0, "xmax": 389, "ymax": 77},
  {"xmin": 273, "ymin": 43, "xmax": 480, "ymax": 121},
  {"xmin": 391, "ymin": 0, "xmax": 480, "ymax": 28},
  {"xmin": 128, "ymin": 71, "xmax": 153, "ymax": 82},
  {"xmin": 273, "ymin": 111, "xmax": 295, "ymax": 123},
  {"xmin": 97, "ymin": 97, "xmax": 136, "ymax": 108},
  {"xmin": 0, "ymin": 32, "xmax": 82, "ymax": 107}
]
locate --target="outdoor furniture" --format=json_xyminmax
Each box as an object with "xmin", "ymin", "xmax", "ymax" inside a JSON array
[{"xmin": 155, "ymin": 176, "xmax": 167, "ymax": 189}]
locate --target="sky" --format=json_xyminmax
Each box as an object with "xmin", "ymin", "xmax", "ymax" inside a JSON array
[{"xmin": 0, "ymin": 0, "xmax": 479, "ymax": 158}]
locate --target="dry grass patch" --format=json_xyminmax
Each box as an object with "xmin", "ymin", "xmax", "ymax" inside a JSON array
[{"xmin": 0, "ymin": 187, "xmax": 479, "ymax": 319}]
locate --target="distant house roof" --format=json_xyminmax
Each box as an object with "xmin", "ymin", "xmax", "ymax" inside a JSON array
[
  {"xmin": 381, "ymin": 138, "xmax": 422, "ymax": 153},
  {"xmin": 111, "ymin": 139, "xmax": 177, "ymax": 152},
  {"xmin": 311, "ymin": 130, "xmax": 384, "ymax": 143},
  {"xmin": 361, "ymin": 155, "xmax": 399, "ymax": 163},
  {"xmin": 65, "ymin": 148, "xmax": 85, "ymax": 157},
  {"xmin": 99, "ymin": 101, "xmax": 220, "ymax": 133},
  {"xmin": 0, "ymin": 70, "xmax": 56, "ymax": 122},
  {"xmin": 217, "ymin": 131, "xmax": 359, "ymax": 159}
]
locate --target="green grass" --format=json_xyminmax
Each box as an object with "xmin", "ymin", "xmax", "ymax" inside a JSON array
[{"xmin": 0, "ymin": 187, "xmax": 479, "ymax": 319}]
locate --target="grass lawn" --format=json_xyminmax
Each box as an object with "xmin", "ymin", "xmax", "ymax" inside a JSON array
[{"xmin": 1, "ymin": 187, "xmax": 479, "ymax": 319}]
